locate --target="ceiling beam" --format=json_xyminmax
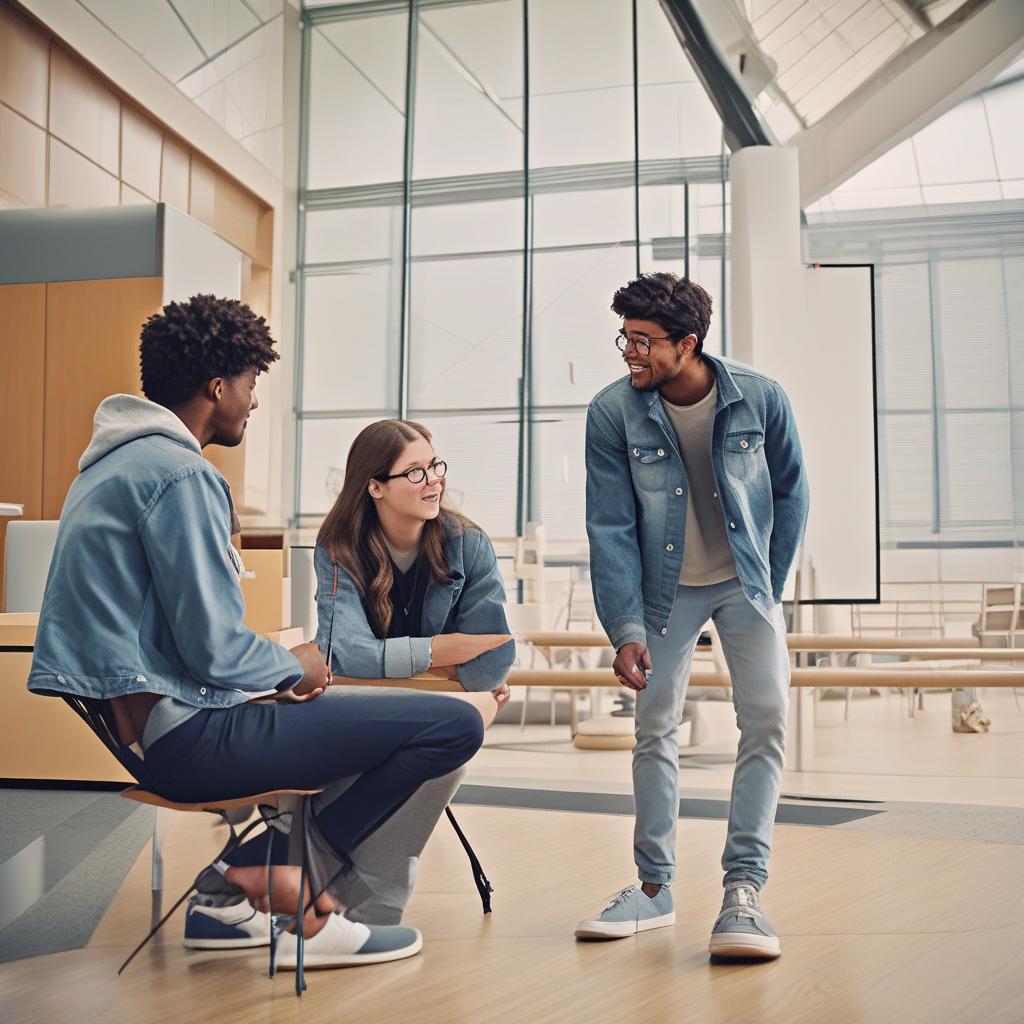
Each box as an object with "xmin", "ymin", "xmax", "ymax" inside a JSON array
[{"xmin": 795, "ymin": 0, "xmax": 1024, "ymax": 206}]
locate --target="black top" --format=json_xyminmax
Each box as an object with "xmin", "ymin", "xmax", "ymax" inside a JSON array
[{"xmin": 385, "ymin": 555, "xmax": 429, "ymax": 639}]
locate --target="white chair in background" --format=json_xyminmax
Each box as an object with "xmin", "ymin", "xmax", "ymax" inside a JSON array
[
  {"xmin": 975, "ymin": 584, "xmax": 1022, "ymax": 711},
  {"xmin": 3, "ymin": 520, "xmax": 60, "ymax": 612}
]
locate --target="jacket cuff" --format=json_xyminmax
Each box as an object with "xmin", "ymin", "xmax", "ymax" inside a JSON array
[
  {"xmin": 608, "ymin": 621, "xmax": 647, "ymax": 651},
  {"xmin": 383, "ymin": 636, "xmax": 433, "ymax": 678}
]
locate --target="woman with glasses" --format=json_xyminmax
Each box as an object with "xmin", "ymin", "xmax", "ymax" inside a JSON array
[
  {"xmin": 315, "ymin": 419, "xmax": 514, "ymax": 705},
  {"xmin": 304, "ymin": 419, "xmax": 515, "ymax": 955}
]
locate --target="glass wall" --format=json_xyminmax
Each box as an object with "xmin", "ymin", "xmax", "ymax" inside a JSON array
[
  {"xmin": 296, "ymin": 0, "xmax": 727, "ymax": 538},
  {"xmin": 807, "ymin": 59, "xmax": 1024, "ymax": 551}
]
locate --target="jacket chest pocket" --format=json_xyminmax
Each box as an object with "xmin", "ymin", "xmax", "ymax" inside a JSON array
[
  {"xmin": 723, "ymin": 430, "xmax": 766, "ymax": 481},
  {"xmin": 629, "ymin": 444, "xmax": 670, "ymax": 493}
]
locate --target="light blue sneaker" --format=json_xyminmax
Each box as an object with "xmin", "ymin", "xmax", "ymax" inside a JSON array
[
  {"xmin": 708, "ymin": 881, "xmax": 781, "ymax": 960},
  {"xmin": 575, "ymin": 884, "xmax": 675, "ymax": 939}
]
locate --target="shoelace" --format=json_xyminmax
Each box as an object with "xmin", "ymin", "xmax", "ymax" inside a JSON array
[
  {"xmin": 723, "ymin": 884, "xmax": 760, "ymax": 921},
  {"xmin": 607, "ymin": 885, "xmax": 639, "ymax": 908}
]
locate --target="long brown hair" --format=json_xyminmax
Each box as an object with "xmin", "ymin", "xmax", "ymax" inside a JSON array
[{"xmin": 317, "ymin": 419, "xmax": 471, "ymax": 638}]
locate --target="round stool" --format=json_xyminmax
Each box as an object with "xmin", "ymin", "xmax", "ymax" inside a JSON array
[{"xmin": 574, "ymin": 715, "xmax": 635, "ymax": 750}]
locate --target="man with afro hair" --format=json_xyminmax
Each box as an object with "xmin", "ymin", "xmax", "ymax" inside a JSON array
[{"xmin": 30, "ymin": 294, "xmax": 483, "ymax": 971}]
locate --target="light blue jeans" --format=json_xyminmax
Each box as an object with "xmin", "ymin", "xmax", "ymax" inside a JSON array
[{"xmin": 633, "ymin": 578, "xmax": 790, "ymax": 890}]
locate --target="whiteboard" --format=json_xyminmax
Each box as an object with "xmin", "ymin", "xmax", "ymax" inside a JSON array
[{"xmin": 783, "ymin": 264, "xmax": 879, "ymax": 603}]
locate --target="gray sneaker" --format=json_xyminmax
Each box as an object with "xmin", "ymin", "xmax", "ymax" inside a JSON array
[
  {"xmin": 575, "ymin": 884, "xmax": 675, "ymax": 939},
  {"xmin": 708, "ymin": 881, "xmax": 781, "ymax": 960}
]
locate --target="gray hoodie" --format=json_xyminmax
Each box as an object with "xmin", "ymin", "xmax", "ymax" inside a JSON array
[{"xmin": 29, "ymin": 393, "xmax": 302, "ymax": 750}]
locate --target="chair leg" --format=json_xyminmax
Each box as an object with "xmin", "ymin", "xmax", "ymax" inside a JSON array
[
  {"xmin": 1014, "ymin": 688, "xmax": 1022, "ymax": 712},
  {"xmin": 519, "ymin": 686, "xmax": 530, "ymax": 729},
  {"xmin": 150, "ymin": 807, "xmax": 167, "ymax": 929},
  {"xmin": 844, "ymin": 688, "xmax": 852, "ymax": 722}
]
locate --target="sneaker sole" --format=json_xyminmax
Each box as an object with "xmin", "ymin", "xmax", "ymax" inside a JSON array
[
  {"xmin": 708, "ymin": 933, "xmax": 781, "ymax": 960},
  {"xmin": 575, "ymin": 911, "xmax": 676, "ymax": 940},
  {"xmin": 184, "ymin": 935, "xmax": 271, "ymax": 950},
  {"xmin": 277, "ymin": 932, "xmax": 423, "ymax": 970}
]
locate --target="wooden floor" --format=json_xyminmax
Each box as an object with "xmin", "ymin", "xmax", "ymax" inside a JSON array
[{"xmin": 3, "ymin": 689, "xmax": 1024, "ymax": 1024}]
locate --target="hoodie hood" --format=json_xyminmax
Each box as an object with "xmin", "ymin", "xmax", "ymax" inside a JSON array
[{"xmin": 79, "ymin": 394, "xmax": 202, "ymax": 471}]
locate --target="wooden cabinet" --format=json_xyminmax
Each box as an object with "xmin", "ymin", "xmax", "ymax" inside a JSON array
[
  {"xmin": 42, "ymin": 278, "xmax": 163, "ymax": 519},
  {"xmin": 0, "ymin": 284, "xmax": 45, "ymax": 613}
]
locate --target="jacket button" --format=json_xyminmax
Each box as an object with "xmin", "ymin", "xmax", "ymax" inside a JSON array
[
  {"xmin": 713, "ymin": 491, "xmax": 718, "ymax": 499},
  {"xmin": 675, "ymin": 488, "xmax": 683, "ymax": 496},
  {"xmin": 657, "ymin": 448, "xmax": 665, "ymax": 456},
  {"xmin": 740, "ymin": 439, "xmax": 749, "ymax": 449},
  {"xmin": 57, "ymin": 675, "xmax": 66, "ymax": 684},
  {"xmin": 666, "ymin": 544, "xmax": 674, "ymax": 551},
  {"xmin": 632, "ymin": 448, "xmax": 639, "ymax": 456},
  {"xmin": 661, "ymin": 628, "xmax": 668, "ymax": 635},
  {"xmin": 730, "ymin": 522, "xmax": 736, "ymax": 529},
  {"xmin": 199, "ymin": 687, "xmax": 207, "ymax": 696},
  {"xmin": 136, "ymin": 675, "xmax": 146, "ymax": 683}
]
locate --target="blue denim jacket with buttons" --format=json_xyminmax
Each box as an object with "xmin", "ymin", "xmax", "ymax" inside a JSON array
[
  {"xmin": 585, "ymin": 355, "xmax": 809, "ymax": 650},
  {"xmin": 312, "ymin": 519, "xmax": 515, "ymax": 693},
  {"xmin": 28, "ymin": 394, "xmax": 303, "ymax": 707}
]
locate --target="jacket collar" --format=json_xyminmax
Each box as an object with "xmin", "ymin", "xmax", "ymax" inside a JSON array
[{"xmin": 642, "ymin": 354, "xmax": 744, "ymax": 447}]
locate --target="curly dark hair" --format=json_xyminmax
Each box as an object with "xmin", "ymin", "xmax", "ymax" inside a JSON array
[
  {"xmin": 139, "ymin": 294, "xmax": 279, "ymax": 408},
  {"xmin": 611, "ymin": 273, "xmax": 713, "ymax": 358}
]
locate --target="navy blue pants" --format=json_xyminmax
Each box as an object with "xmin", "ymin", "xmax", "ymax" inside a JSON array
[{"xmin": 140, "ymin": 691, "xmax": 484, "ymax": 873}]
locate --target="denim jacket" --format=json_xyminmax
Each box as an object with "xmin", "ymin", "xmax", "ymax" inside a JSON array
[
  {"xmin": 585, "ymin": 355, "xmax": 809, "ymax": 650},
  {"xmin": 28, "ymin": 395, "xmax": 303, "ymax": 706},
  {"xmin": 313, "ymin": 520, "xmax": 515, "ymax": 693}
]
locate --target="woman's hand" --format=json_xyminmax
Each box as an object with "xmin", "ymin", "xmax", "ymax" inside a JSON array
[
  {"xmin": 430, "ymin": 632, "xmax": 513, "ymax": 668},
  {"xmin": 491, "ymin": 683, "xmax": 511, "ymax": 708},
  {"xmin": 289, "ymin": 641, "xmax": 332, "ymax": 695}
]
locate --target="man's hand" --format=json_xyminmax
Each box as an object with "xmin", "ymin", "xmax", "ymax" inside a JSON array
[
  {"xmin": 612, "ymin": 642, "xmax": 651, "ymax": 691},
  {"xmin": 274, "ymin": 685, "xmax": 325, "ymax": 704},
  {"xmin": 491, "ymin": 682, "xmax": 511, "ymax": 708},
  {"xmin": 289, "ymin": 641, "xmax": 331, "ymax": 695}
]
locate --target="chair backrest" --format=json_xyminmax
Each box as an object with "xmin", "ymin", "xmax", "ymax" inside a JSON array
[
  {"xmin": 979, "ymin": 584, "xmax": 1021, "ymax": 635},
  {"xmin": 4, "ymin": 520, "xmax": 60, "ymax": 612}
]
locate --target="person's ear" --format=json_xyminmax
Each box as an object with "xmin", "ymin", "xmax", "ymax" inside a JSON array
[
  {"xmin": 367, "ymin": 480, "xmax": 383, "ymax": 500},
  {"xmin": 679, "ymin": 334, "xmax": 698, "ymax": 359},
  {"xmin": 206, "ymin": 378, "xmax": 225, "ymax": 401}
]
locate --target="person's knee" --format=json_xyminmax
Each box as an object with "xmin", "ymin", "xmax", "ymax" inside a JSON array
[{"xmin": 440, "ymin": 698, "xmax": 486, "ymax": 761}]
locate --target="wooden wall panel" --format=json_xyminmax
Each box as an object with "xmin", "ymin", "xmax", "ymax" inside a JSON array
[
  {"xmin": 0, "ymin": 284, "xmax": 46, "ymax": 613},
  {"xmin": 189, "ymin": 157, "xmax": 216, "ymax": 228},
  {"xmin": 160, "ymin": 135, "xmax": 190, "ymax": 212},
  {"xmin": 42, "ymin": 277, "xmax": 163, "ymax": 518},
  {"xmin": 47, "ymin": 137, "xmax": 119, "ymax": 209},
  {"xmin": 0, "ymin": 3, "xmax": 49, "ymax": 128},
  {"xmin": 212, "ymin": 172, "xmax": 261, "ymax": 260},
  {"xmin": 0, "ymin": 103, "xmax": 46, "ymax": 208},
  {"xmin": 120, "ymin": 182, "xmax": 153, "ymax": 206},
  {"xmin": 48, "ymin": 47, "xmax": 120, "ymax": 175},
  {"xmin": 120, "ymin": 105, "xmax": 161, "ymax": 201}
]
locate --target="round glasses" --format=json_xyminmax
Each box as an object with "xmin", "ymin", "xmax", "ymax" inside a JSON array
[
  {"xmin": 614, "ymin": 331, "xmax": 674, "ymax": 356},
  {"xmin": 380, "ymin": 460, "xmax": 447, "ymax": 485}
]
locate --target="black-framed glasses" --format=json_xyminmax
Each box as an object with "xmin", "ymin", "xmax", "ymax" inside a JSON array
[
  {"xmin": 380, "ymin": 460, "xmax": 448, "ymax": 485},
  {"xmin": 614, "ymin": 331, "xmax": 675, "ymax": 356}
]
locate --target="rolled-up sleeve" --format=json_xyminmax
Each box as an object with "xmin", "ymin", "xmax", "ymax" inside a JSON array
[
  {"xmin": 313, "ymin": 544, "xmax": 432, "ymax": 678},
  {"xmin": 453, "ymin": 531, "xmax": 515, "ymax": 693}
]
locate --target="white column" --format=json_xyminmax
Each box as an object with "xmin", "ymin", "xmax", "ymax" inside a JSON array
[
  {"xmin": 728, "ymin": 145, "xmax": 802, "ymax": 372},
  {"xmin": 729, "ymin": 145, "xmax": 814, "ymax": 768}
]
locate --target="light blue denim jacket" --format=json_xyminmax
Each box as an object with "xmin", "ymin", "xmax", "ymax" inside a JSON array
[
  {"xmin": 585, "ymin": 355, "xmax": 809, "ymax": 649},
  {"xmin": 28, "ymin": 395, "xmax": 303, "ymax": 706},
  {"xmin": 313, "ymin": 519, "xmax": 515, "ymax": 692}
]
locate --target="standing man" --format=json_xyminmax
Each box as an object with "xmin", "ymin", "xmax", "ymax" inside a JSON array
[{"xmin": 575, "ymin": 273, "xmax": 808, "ymax": 961}]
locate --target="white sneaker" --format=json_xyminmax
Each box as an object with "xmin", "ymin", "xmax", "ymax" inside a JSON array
[
  {"xmin": 274, "ymin": 911, "xmax": 423, "ymax": 970},
  {"xmin": 183, "ymin": 897, "xmax": 271, "ymax": 949}
]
